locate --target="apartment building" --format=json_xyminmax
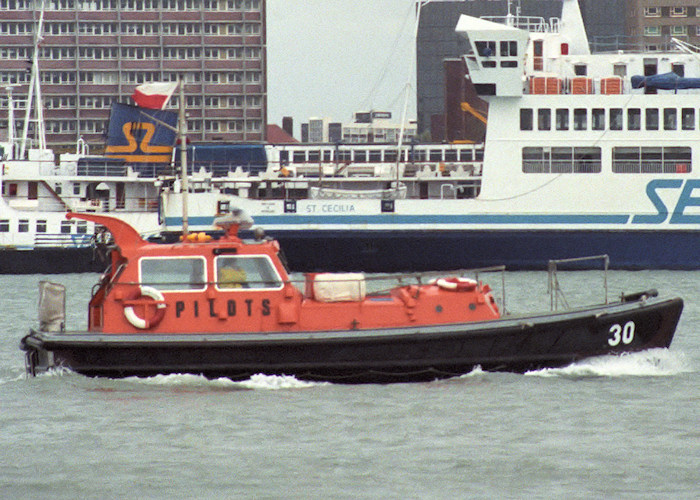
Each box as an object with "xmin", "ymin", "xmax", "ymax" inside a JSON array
[
  {"xmin": 0, "ymin": 0, "xmax": 266, "ymax": 150},
  {"xmin": 627, "ymin": 1, "xmax": 700, "ymax": 50}
]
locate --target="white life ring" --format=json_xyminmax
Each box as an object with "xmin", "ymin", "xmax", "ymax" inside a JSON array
[
  {"xmin": 123, "ymin": 285, "xmax": 167, "ymax": 329},
  {"xmin": 435, "ymin": 277, "xmax": 478, "ymax": 292}
]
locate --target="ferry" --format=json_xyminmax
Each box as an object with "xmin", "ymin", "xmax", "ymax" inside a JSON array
[
  {"xmin": 158, "ymin": 0, "xmax": 700, "ymax": 271},
  {"xmin": 20, "ymin": 210, "xmax": 683, "ymax": 383}
]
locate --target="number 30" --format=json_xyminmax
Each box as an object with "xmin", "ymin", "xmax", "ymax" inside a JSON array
[{"xmin": 608, "ymin": 321, "xmax": 635, "ymax": 346}]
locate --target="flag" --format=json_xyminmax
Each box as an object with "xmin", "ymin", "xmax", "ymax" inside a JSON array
[{"xmin": 131, "ymin": 82, "xmax": 178, "ymax": 110}]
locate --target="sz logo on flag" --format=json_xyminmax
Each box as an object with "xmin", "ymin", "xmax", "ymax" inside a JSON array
[{"xmin": 104, "ymin": 103, "xmax": 178, "ymax": 163}]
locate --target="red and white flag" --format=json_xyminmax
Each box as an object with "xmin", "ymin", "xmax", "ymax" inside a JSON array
[{"xmin": 131, "ymin": 82, "xmax": 178, "ymax": 110}]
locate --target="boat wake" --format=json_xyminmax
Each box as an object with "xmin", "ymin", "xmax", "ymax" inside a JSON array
[
  {"xmin": 525, "ymin": 349, "xmax": 693, "ymax": 379},
  {"xmin": 121, "ymin": 372, "xmax": 324, "ymax": 390}
]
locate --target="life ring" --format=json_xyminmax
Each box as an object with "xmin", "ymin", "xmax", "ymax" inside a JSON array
[
  {"xmin": 123, "ymin": 285, "xmax": 167, "ymax": 329},
  {"xmin": 435, "ymin": 277, "xmax": 477, "ymax": 292}
]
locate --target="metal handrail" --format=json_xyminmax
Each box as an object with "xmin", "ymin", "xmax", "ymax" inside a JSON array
[{"xmin": 547, "ymin": 255, "xmax": 609, "ymax": 311}]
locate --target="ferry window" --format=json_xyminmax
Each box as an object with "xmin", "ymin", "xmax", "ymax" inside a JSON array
[
  {"xmin": 500, "ymin": 41, "xmax": 517, "ymax": 57},
  {"xmin": 555, "ymin": 109, "xmax": 569, "ymax": 130},
  {"xmin": 475, "ymin": 41, "xmax": 495, "ymax": 58},
  {"xmin": 338, "ymin": 150, "xmax": 351, "ymax": 162},
  {"xmin": 8, "ymin": 183, "xmax": 18, "ymax": 196},
  {"xmin": 551, "ymin": 147, "xmax": 573, "ymax": 173},
  {"xmin": 18, "ymin": 219, "xmax": 29, "ymax": 233},
  {"xmin": 613, "ymin": 147, "xmax": 692, "ymax": 174},
  {"xmin": 573, "ymin": 109, "xmax": 587, "ymax": 130},
  {"xmin": 0, "ymin": 220, "xmax": 8, "ymax": 232},
  {"xmin": 672, "ymin": 64, "xmax": 685, "ymax": 77},
  {"xmin": 682, "ymin": 108, "xmax": 695, "ymax": 130},
  {"xmin": 28, "ymin": 182, "xmax": 38, "ymax": 200},
  {"xmin": 429, "ymin": 150, "xmax": 443, "ymax": 162},
  {"xmin": 322, "ymin": 150, "xmax": 332, "ymax": 162},
  {"xmin": 627, "ymin": 109, "xmax": 641, "ymax": 130},
  {"xmin": 641, "ymin": 147, "xmax": 663, "ymax": 173},
  {"xmin": 60, "ymin": 221, "xmax": 71, "ymax": 234},
  {"xmin": 216, "ymin": 256, "xmax": 283, "ymax": 290},
  {"xmin": 354, "ymin": 150, "xmax": 367, "ymax": 163},
  {"xmin": 409, "ymin": 149, "xmax": 426, "ymax": 163},
  {"xmin": 574, "ymin": 64, "xmax": 587, "ymax": 76},
  {"xmin": 73, "ymin": 182, "xmax": 80, "ymax": 195},
  {"xmin": 538, "ymin": 109, "xmax": 551, "ymax": 131},
  {"xmin": 307, "ymin": 150, "xmax": 320, "ymax": 163},
  {"xmin": 54, "ymin": 183, "xmax": 62, "ymax": 195},
  {"xmin": 140, "ymin": 257, "xmax": 206, "ymax": 291},
  {"xmin": 592, "ymin": 109, "xmax": 605, "ymax": 130},
  {"xmin": 610, "ymin": 109, "xmax": 623, "ymax": 130},
  {"xmin": 522, "ymin": 147, "xmax": 549, "ymax": 173},
  {"xmin": 292, "ymin": 151, "xmax": 306, "ymax": 164},
  {"xmin": 664, "ymin": 109, "xmax": 677, "ymax": 130},
  {"xmin": 459, "ymin": 149, "xmax": 473, "ymax": 162},
  {"xmin": 612, "ymin": 147, "xmax": 641, "ymax": 173},
  {"xmin": 385, "ymin": 150, "xmax": 398, "ymax": 163},
  {"xmin": 520, "ymin": 108, "xmax": 533, "ymax": 130},
  {"xmin": 613, "ymin": 64, "xmax": 627, "ymax": 77},
  {"xmin": 77, "ymin": 221, "xmax": 88, "ymax": 234},
  {"xmin": 646, "ymin": 108, "xmax": 659, "ymax": 130},
  {"xmin": 369, "ymin": 150, "xmax": 382, "ymax": 163},
  {"xmin": 574, "ymin": 147, "xmax": 602, "ymax": 173},
  {"xmin": 36, "ymin": 220, "xmax": 47, "ymax": 233},
  {"xmin": 444, "ymin": 150, "xmax": 458, "ymax": 162}
]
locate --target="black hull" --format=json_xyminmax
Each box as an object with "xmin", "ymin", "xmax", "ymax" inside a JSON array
[
  {"xmin": 0, "ymin": 248, "xmax": 104, "ymax": 274},
  {"xmin": 21, "ymin": 296, "xmax": 683, "ymax": 383}
]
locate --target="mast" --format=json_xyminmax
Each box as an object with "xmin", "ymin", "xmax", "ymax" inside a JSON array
[
  {"xmin": 178, "ymin": 78, "xmax": 189, "ymax": 237},
  {"xmin": 20, "ymin": 0, "xmax": 47, "ymax": 159}
]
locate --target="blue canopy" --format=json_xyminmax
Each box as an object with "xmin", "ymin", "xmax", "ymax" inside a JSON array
[{"xmin": 631, "ymin": 72, "xmax": 700, "ymax": 90}]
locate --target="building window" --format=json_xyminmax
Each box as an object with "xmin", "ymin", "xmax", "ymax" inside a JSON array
[
  {"xmin": 644, "ymin": 7, "xmax": 660, "ymax": 17},
  {"xmin": 671, "ymin": 25, "xmax": 688, "ymax": 36},
  {"xmin": 644, "ymin": 26, "xmax": 661, "ymax": 37},
  {"xmin": 670, "ymin": 7, "xmax": 687, "ymax": 17},
  {"xmin": 537, "ymin": 109, "xmax": 551, "ymax": 131}
]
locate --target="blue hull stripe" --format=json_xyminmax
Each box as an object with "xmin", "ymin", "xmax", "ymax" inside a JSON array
[{"xmin": 167, "ymin": 214, "xmax": 631, "ymax": 226}]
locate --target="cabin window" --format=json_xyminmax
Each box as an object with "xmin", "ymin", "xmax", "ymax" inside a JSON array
[
  {"xmin": 682, "ymin": 108, "xmax": 695, "ymax": 130},
  {"xmin": 627, "ymin": 109, "xmax": 641, "ymax": 130},
  {"xmin": 73, "ymin": 182, "xmax": 81, "ymax": 195},
  {"xmin": 613, "ymin": 64, "xmax": 627, "ymax": 77},
  {"xmin": 573, "ymin": 109, "xmax": 587, "ymax": 130},
  {"xmin": 459, "ymin": 149, "xmax": 473, "ymax": 162},
  {"xmin": 322, "ymin": 150, "xmax": 332, "ymax": 162},
  {"xmin": 646, "ymin": 109, "xmax": 659, "ymax": 130},
  {"xmin": 8, "ymin": 183, "xmax": 18, "ymax": 197},
  {"xmin": 538, "ymin": 109, "xmax": 551, "ymax": 130},
  {"xmin": 18, "ymin": 219, "xmax": 29, "ymax": 233},
  {"xmin": 77, "ymin": 221, "xmax": 88, "ymax": 234},
  {"xmin": 475, "ymin": 41, "xmax": 495, "ymax": 58},
  {"xmin": 574, "ymin": 64, "xmax": 587, "ymax": 76},
  {"xmin": 672, "ymin": 64, "xmax": 685, "ymax": 77},
  {"xmin": 215, "ymin": 256, "xmax": 283, "ymax": 290},
  {"xmin": 60, "ymin": 221, "xmax": 72, "ymax": 234},
  {"xmin": 292, "ymin": 151, "xmax": 306, "ymax": 164},
  {"xmin": 0, "ymin": 220, "xmax": 8, "ymax": 232},
  {"xmin": 307, "ymin": 150, "xmax": 320, "ymax": 163},
  {"xmin": 664, "ymin": 109, "xmax": 677, "ymax": 130},
  {"xmin": 555, "ymin": 109, "xmax": 569, "ymax": 130},
  {"xmin": 610, "ymin": 109, "xmax": 623, "ymax": 130},
  {"xmin": 36, "ymin": 220, "xmax": 47, "ymax": 233},
  {"xmin": 385, "ymin": 150, "xmax": 399, "ymax": 163},
  {"xmin": 613, "ymin": 147, "xmax": 692, "ymax": 174},
  {"xmin": 500, "ymin": 41, "xmax": 517, "ymax": 57},
  {"xmin": 140, "ymin": 257, "xmax": 206, "ymax": 291},
  {"xmin": 369, "ymin": 150, "xmax": 382, "ymax": 163},
  {"xmin": 429, "ymin": 150, "xmax": 443, "ymax": 162},
  {"xmin": 354, "ymin": 151, "xmax": 367, "ymax": 163},
  {"xmin": 520, "ymin": 108, "xmax": 533, "ymax": 130},
  {"xmin": 522, "ymin": 147, "xmax": 601, "ymax": 174},
  {"xmin": 592, "ymin": 109, "xmax": 605, "ymax": 130}
]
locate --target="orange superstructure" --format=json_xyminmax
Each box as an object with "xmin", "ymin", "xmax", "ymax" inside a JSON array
[{"xmin": 68, "ymin": 212, "xmax": 500, "ymax": 336}]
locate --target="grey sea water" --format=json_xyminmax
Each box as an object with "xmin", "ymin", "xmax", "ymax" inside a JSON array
[{"xmin": 1, "ymin": 271, "xmax": 698, "ymax": 499}]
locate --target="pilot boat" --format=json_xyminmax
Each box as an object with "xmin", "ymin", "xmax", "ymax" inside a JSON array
[{"xmin": 20, "ymin": 211, "xmax": 683, "ymax": 383}]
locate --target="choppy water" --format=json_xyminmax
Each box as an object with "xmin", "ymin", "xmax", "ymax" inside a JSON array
[{"xmin": 1, "ymin": 271, "xmax": 698, "ymax": 499}]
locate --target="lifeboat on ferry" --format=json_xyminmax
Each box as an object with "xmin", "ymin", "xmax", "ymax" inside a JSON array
[{"xmin": 20, "ymin": 211, "xmax": 683, "ymax": 383}]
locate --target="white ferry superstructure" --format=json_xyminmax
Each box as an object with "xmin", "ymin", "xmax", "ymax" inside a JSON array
[{"xmin": 161, "ymin": 0, "xmax": 700, "ymax": 271}]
